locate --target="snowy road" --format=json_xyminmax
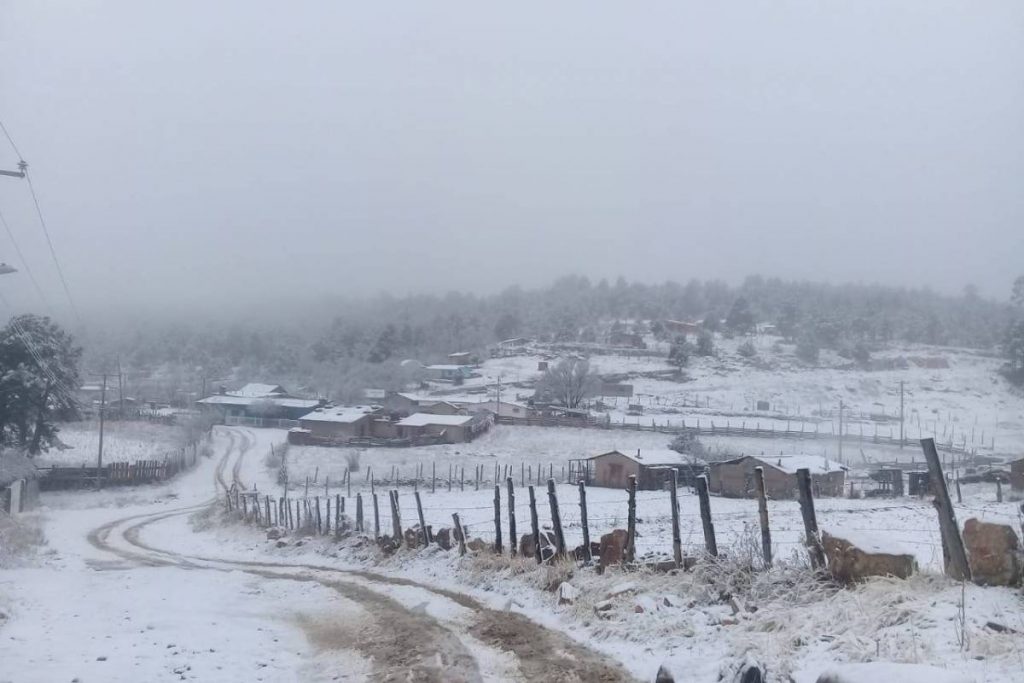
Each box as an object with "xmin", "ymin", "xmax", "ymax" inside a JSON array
[{"xmin": 0, "ymin": 427, "xmax": 634, "ymax": 682}]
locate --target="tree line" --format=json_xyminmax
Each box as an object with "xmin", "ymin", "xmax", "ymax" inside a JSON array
[{"xmin": 78, "ymin": 274, "xmax": 1020, "ymax": 400}]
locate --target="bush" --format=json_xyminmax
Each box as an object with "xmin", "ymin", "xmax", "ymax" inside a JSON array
[
  {"xmin": 737, "ymin": 341, "xmax": 757, "ymax": 358},
  {"xmin": 795, "ymin": 335, "xmax": 820, "ymax": 364},
  {"xmin": 696, "ymin": 331, "xmax": 715, "ymax": 356},
  {"xmin": 668, "ymin": 430, "xmax": 706, "ymax": 459}
]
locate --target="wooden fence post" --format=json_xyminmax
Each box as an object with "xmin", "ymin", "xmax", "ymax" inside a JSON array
[
  {"xmin": 754, "ymin": 466, "xmax": 772, "ymax": 568},
  {"xmin": 528, "ymin": 485, "xmax": 542, "ymax": 564},
  {"xmin": 507, "ymin": 477, "xmax": 517, "ymax": 557},
  {"xmin": 920, "ymin": 438, "xmax": 971, "ymax": 581},
  {"xmin": 996, "ymin": 478, "xmax": 1003, "ymax": 503},
  {"xmin": 315, "ymin": 496, "xmax": 322, "ymax": 534},
  {"xmin": 325, "ymin": 496, "xmax": 331, "ymax": 534},
  {"xmin": 452, "ymin": 513, "xmax": 467, "ymax": 556},
  {"xmin": 415, "ymin": 491, "xmax": 429, "ymax": 546},
  {"xmin": 625, "ymin": 475, "xmax": 637, "ymax": 564},
  {"xmin": 493, "ymin": 485, "xmax": 503, "ymax": 554},
  {"xmin": 695, "ymin": 475, "xmax": 718, "ymax": 557},
  {"xmin": 355, "ymin": 493, "xmax": 364, "ymax": 533},
  {"xmin": 431, "ymin": 462, "xmax": 436, "ymax": 494},
  {"xmin": 547, "ymin": 479, "xmax": 566, "ymax": 558},
  {"xmin": 390, "ymin": 490, "xmax": 403, "ymax": 542},
  {"xmin": 372, "ymin": 493, "xmax": 380, "ymax": 539},
  {"xmin": 796, "ymin": 468, "xmax": 825, "ymax": 570},
  {"xmin": 669, "ymin": 470, "xmax": 681, "ymax": 568},
  {"xmin": 579, "ymin": 480, "xmax": 593, "ymax": 564},
  {"xmin": 265, "ymin": 496, "xmax": 272, "ymax": 528},
  {"xmin": 335, "ymin": 494, "xmax": 341, "ymax": 532}
]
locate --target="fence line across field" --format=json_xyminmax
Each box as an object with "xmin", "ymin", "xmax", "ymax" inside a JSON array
[{"xmin": 226, "ymin": 438, "xmax": 971, "ymax": 578}]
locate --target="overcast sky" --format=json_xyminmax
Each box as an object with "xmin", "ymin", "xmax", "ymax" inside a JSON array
[{"xmin": 0, "ymin": 1, "xmax": 1022, "ymax": 320}]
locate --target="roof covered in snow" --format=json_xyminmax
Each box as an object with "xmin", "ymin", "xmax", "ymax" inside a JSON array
[
  {"xmin": 753, "ymin": 454, "xmax": 847, "ymax": 474},
  {"xmin": 298, "ymin": 406, "xmax": 377, "ymax": 424},
  {"xmin": 229, "ymin": 383, "xmax": 287, "ymax": 398},
  {"xmin": 395, "ymin": 413, "xmax": 476, "ymax": 427},
  {"xmin": 197, "ymin": 395, "xmax": 319, "ymax": 409},
  {"xmin": 589, "ymin": 449, "xmax": 704, "ymax": 466},
  {"xmin": 194, "ymin": 393, "xmax": 315, "ymax": 409}
]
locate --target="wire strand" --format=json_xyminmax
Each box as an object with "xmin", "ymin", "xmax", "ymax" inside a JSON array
[
  {"xmin": 22, "ymin": 172, "xmax": 81, "ymax": 324},
  {"xmin": 0, "ymin": 204, "xmax": 52, "ymax": 309},
  {"xmin": 0, "ymin": 119, "xmax": 24, "ymax": 161}
]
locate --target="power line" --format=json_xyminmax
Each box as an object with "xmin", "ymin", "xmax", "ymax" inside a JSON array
[
  {"xmin": 22, "ymin": 171, "xmax": 81, "ymax": 324},
  {"xmin": 0, "ymin": 117, "xmax": 81, "ymax": 324},
  {"xmin": 0, "ymin": 119, "xmax": 24, "ymax": 161},
  {"xmin": 0, "ymin": 204, "xmax": 52, "ymax": 309}
]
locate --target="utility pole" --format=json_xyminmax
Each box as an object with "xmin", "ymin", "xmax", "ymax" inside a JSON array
[
  {"xmin": 899, "ymin": 380, "xmax": 905, "ymax": 448},
  {"xmin": 97, "ymin": 374, "xmax": 107, "ymax": 488},
  {"xmin": 837, "ymin": 400, "xmax": 844, "ymax": 465},
  {"xmin": 117, "ymin": 357, "xmax": 125, "ymax": 420}
]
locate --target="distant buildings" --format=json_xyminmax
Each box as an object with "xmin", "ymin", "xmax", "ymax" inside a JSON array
[
  {"xmin": 709, "ymin": 455, "xmax": 847, "ymax": 498},
  {"xmin": 197, "ymin": 383, "xmax": 322, "ymax": 424},
  {"xmin": 573, "ymin": 449, "xmax": 705, "ymax": 490}
]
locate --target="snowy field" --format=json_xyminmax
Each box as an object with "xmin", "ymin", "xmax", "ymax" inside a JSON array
[
  {"xmin": 427, "ymin": 337, "xmax": 1024, "ymax": 460},
  {"xmin": 37, "ymin": 421, "xmax": 185, "ymax": 467}
]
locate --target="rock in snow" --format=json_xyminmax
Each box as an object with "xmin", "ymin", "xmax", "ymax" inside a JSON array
[
  {"xmin": 821, "ymin": 530, "xmax": 917, "ymax": 583},
  {"xmin": 962, "ymin": 518, "xmax": 1021, "ymax": 587},
  {"xmin": 557, "ymin": 582, "xmax": 579, "ymax": 605}
]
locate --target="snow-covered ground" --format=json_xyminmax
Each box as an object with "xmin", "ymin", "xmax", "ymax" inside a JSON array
[
  {"xmin": 4, "ymin": 410, "xmax": 1023, "ymax": 682},
  {"xmin": 427, "ymin": 337, "xmax": 1024, "ymax": 461},
  {"xmin": 38, "ymin": 420, "xmax": 185, "ymax": 467}
]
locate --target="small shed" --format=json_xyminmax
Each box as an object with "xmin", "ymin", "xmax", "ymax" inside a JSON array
[
  {"xmin": 296, "ymin": 406, "xmax": 377, "ymax": 441},
  {"xmin": 1010, "ymin": 458, "xmax": 1024, "ymax": 492},
  {"xmin": 395, "ymin": 413, "xmax": 491, "ymax": 444},
  {"xmin": 709, "ymin": 455, "xmax": 847, "ymax": 499},
  {"xmin": 572, "ymin": 449, "xmax": 705, "ymax": 491},
  {"xmin": 1, "ymin": 451, "xmax": 40, "ymax": 514}
]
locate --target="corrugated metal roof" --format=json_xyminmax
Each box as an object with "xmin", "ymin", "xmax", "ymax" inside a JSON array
[{"xmin": 395, "ymin": 413, "xmax": 475, "ymax": 427}]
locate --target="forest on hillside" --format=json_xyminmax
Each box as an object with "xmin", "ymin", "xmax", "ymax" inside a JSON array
[{"xmin": 76, "ymin": 275, "xmax": 1022, "ymax": 403}]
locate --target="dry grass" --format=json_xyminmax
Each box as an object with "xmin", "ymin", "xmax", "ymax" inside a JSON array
[{"xmin": 0, "ymin": 512, "xmax": 47, "ymax": 568}]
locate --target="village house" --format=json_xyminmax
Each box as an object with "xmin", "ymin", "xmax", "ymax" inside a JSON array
[
  {"xmin": 663, "ymin": 320, "xmax": 702, "ymax": 338},
  {"xmin": 447, "ymin": 351, "xmax": 473, "ymax": 365},
  {"xmin": 571, "ymin": 449, "xmax": 706, "ymax": 491},
  {"xmin": 709, "ymin": 455, "xmax": 847, "ymax": 499},
  {"xmin": 197, "ymin": 383, "xmax": 322, "ymax": 424},
  {"xmin": 464, "ymin": 400, "xmax": 532, "ymax": 419},
  {"xmin": 294, "ymin": 405, "xmax": 378, "ymax": 441},
  {"xmin": 422, "ymin": 364, "xmax": 474, "ymax": 382},
  {"xmin": 394, "ymin": 412, "xmax": 491, "ymax": 444}
]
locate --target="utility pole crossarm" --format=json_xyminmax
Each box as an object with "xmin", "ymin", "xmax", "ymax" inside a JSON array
[{"xmin": 0, "ymin": 160, "xmax": 28, "ymax": 178}]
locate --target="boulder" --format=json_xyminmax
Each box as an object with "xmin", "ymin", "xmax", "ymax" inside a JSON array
[
  {"xmin": 572, "ymin": 541, "xmax": 601, "ymax": 562},
  {"xmin": 266, "ymin": 528, "xmax": 282, "ymax": 540},
  {"xmin": 821, "ymin": 531, "xmax": 916, "ymax": 583},
  {"xmin": 599, "ymin": 529, "xmax": 629, "ymax": 570},
  {"xmin": 403, "ymin": 528, "xmax": 421, "ymax": 548},
  {"xmin": 633, "ymin": 595, "xmax": 658, "ymax": 614},
  {"xmin": 655, "ymin": 664, "xmax": 675, "ymax": 683},
  {"xmin": 518, "ymin": 531, "xmax": 557, "ymax": 562},
  {"xmin": 557, "ymin": 582, "xmax": 579, "ymax": 605},
  {"xmin": 466, "ymin": 537, "xmax": 488, "ymax": 553},
  {"xmin": 434, "ymin": 527, "xmax": 452, "ymax": 551},
  {"xmin": 963, "ymin": 518, "xmax": 1021, "ymax": 586}
]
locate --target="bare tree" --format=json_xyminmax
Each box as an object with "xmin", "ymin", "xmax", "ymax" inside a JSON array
[{"xmin": 537, "ymin": 357, "xmax": 598, "ymax": 409}]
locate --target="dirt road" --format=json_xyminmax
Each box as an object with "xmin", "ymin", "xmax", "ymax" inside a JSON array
[{"xmin": 85, "ymin": 427, "xmax": 636, "ymax": 682}]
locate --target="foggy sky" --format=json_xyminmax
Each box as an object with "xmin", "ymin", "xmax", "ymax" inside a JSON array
[{"xmin": 1, "ymin": 1, "xmax": 1022, "ymax": 321}]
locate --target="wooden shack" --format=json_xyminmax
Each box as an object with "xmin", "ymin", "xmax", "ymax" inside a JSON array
[
  {"xmin": 708, "ymin": 455, "xmax": 847, "ymax": 499},
  {"xmin": 571, "ymin": 449, "xmax": 705, "ymax": 490},
  {"xmin": 1010, "ymin": 458, "xmax": 1024, "ymax": 492}
]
